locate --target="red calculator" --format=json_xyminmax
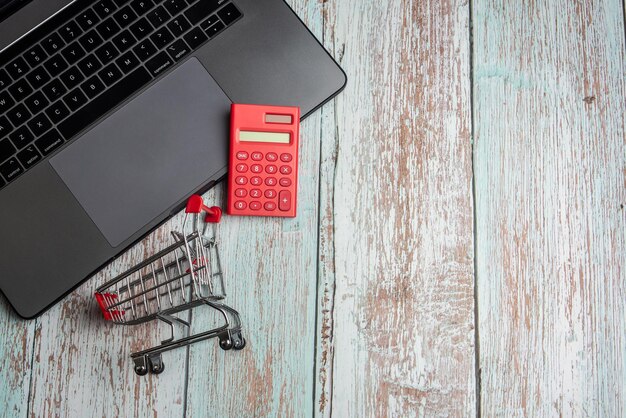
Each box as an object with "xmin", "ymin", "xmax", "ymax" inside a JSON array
[{"xmin": 227, "ymin": 104, "xmax": 300, "ymax": 217}]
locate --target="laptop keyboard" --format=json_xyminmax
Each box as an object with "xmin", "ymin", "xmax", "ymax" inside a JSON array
[{"xmin": 0, "ymin": 0, "xmax": 242, "ymax": 189}]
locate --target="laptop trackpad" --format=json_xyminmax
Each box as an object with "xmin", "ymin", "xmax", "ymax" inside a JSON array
[{"xmin": 51, "ymin": 58, "xmax": 231, "ymax": 248}]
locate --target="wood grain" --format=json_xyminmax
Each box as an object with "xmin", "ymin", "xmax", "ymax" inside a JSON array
[
  {"xmin": 314, "ymin": 0, "xmax": 476, "ymax": 416},
  {"xmin": 473, "ymin": 0, "xmax": 626, "ymax": 415}
]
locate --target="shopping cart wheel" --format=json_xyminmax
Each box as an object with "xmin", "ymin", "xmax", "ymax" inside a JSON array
[
  {"xmin": 133, "ymin": 357, "xmax": 149, "ymax": 376},
  {"xmin": 219, "ymin": 332, "xmax": 233, "ymax": 350},
  {"xmin": 148, "ymin": 355, "xmax": 165, "ymax": 374},
  {"xmin": 232, "ymin": 332, "xmax": 246, "ymax": 350}
]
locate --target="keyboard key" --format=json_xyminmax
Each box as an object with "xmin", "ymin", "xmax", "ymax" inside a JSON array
[
  {"xmin": 264, "ymin": 189, "xmax": 276, "ymax": 199},
  {"xmin": 0, "ymin": 91, "xmax": 15, "ymax": 113},
  {"xmin": 35, "ymin": 129, "xmax": 64, "ymax": 156},
  {"xmin": 0, "ymin": 137, "xmax": 16, "ymax": 162},
  {"xmin": 147, "ymin": 6, "xmax": 170, "ymax": 28},
  {"xmin": 60, "ymin": 66, "xmax": 85, "ymax": 89},
  {"xmin": 81, "ymin": 75, "xmax": 106, "ymax": 98},
  {"xmin": 280, "ymin": 153, "xmax": 292, "ymax": 162},
  {"xmin": 79, "ymin": 30, "xmax": 104, "ymax": 51},
  {"xmin": 250, "ymin": 176, "xmax": 262, "ymax": 186},
  {"xmin": 98, "ymin": 63, "xmax": 123, "ymax": 86},
  {"xmin": 7, "ymin": 103, "xmax": 31, "ymax": 127},
  {"xmin": 94, "ymin": 0, "xmax": 118, "ymax": 19},
  {"xmin": 279, "ymin": 190, "xmax": 291, "ymax": 211},
  {"xmin": 63, "ymin": 87, "xmax": 88, "ymax": 111},
  {"xmin": 167, "ymin": 15, "xmax": 191, "ymax": 37},
  {"xmin": 27, "ymin": 113, "xmax": 53, "ymax": 137},
  {"xmin": 264, "ymin": 202, "xmax": 276, "ymax": 211},
  {"xmin": 249, "ymin": 201, "xmax": 261, "ymax": 211},
  {"xmin": 61, "ymin": 42, "xmax": 87, "ymax": 64},
  {"xmin": 279, "ymin": 177, "xmax": 291, "ymax": 187},
  {"xmin": 25, "ymin": 91, "xmax": 50, "ymax": 115},
  {"xmin": 0, "ymin": 69, "xmax": 11, "ymax": 90},
  {"xmin": 266, "ymin": 152, "xmax": 278, "ymax": 162},
  {"xmin": 200, "ymin": 15, "xmax": 219, "ymax": 31},
  {"xmin": 280, "ymin": 165, "xmax": 292, "ymax": 175},
  {"xmin": 95, "ymin": 42, "xmax": 120, "ymax": 64},
  {"xmin": 235, "ymin": 176, "xmax": 247, "ymax": 185},
  {"xmin": 25, "ymin": 67, "xmax": 50, "ymax": 90},
  {"xmin": 59, "ymin": 21, "xmax": 83, "ymax": 43},
  {"xmin": 163, "ymin": 0, "xmax": 187, "ymax": 16},
  {"xmin": 185, "ymin": 0, "xmax": 220, "ymax": 25},
  {"xmin": 217, "ymin": 3, "xmax": 241, "ymax": 26},
  {"xmin": 24, "ymin": 44, "xmax": 48, "ymax": 67},
  {"xmin": 265, "ymin": 164, "xmax": 277, "ymax": 174},
  {"xmin": 236, "ymin": 151, "xmax": 248, "ymax": 160},
  {"xmin": 58, "ymin": 67, "xmax": 151, "ymax": 139},
  {"xmin": 235, "ymin": 163, "xmax": 247, "ymax": 172},
  {"xmin": 9, "ymin": 126, "xmax": 34, "ymax": 149},
  {"xmin": 77, "ymin": 9, "xmax": 101, "ymax": 31},
  {"xmin": 44, "ymin": 55, "xmax": 69, "ymax": 77},
  {"xmin": 234, "ymin": 200, "xmax": 246, "ymax": 210},
  {"xmin": 0, "ymin": 116, "xmax": 12, "ymax": 137},
  {"xmin": 45, "ymin": 100, "xmax": 71, "ymax": 124},
  {"xmin": 7, "ymin": 56, "xmax": 29, "ymax": 79},
  {"xmin": 130, "ymin": 0, "xmax": 155, "ymax": 15},
  {"xmin": 133, "ymin": 39, "xmax": 157, "ymax": 60},
  {"xmin": 146, "ymin": 51, "xmax": 173, "ymax": 76},
  {"xmin": 183, "ymin": 27, "xmax": 207, "ymax": 49},
  {"xmin": 249, "ymin": 189, "xmax": 261, "ymax": 198},
  {"xmin": 166, "ymin": 39, "xmax": 190, "ymax": 61},
  {"xmin": 150, "ymin": 27, "xmax": 174, "ymax": 49},
  {"xmin": 205, "ymin": 21, "xmax": 225, "ymax": 38},
  {"xmin": 251, "ymin": 152, "xmax": 262, "ymax": 161},
  {"xmin": 112, "ymin": 30, "xmax": 137, "ymax": 52},
  {"xmin": 113, "ymin": 5, "xmax": 138, "ymax": 27},
  {"xmin": 42, "ymin": 33, "xmax": 66, "ymax": 55},
  {"xmin": 96, "ymin": 18, "xmax": 122, "ymax": 39},
  {"xmin": 265, "ymin": 177, "xmax": 277, "ymax": 186},
  {"xmin": 113, "ymin": 0, "xmax": 128, "ymax": 6},
  {"xmin": 17, "ymin": 145, "xmax": 42, "ymax": 169},
  {"xmin": 116, "ymin": 51, "xmax": 140, "ymax": 73},
  {"xmin": 77, "ymin": 54, "xmax": 103, "ymax": 77},
  {"xmin": 42, "ymin": 79, "xmax": 67, "ymax": 101},
  {"xmin": 8, "ymin": 79, "xmax": 33, "ymax": 102},
  {"xmin": 130, "ymin": 17, "xmax": 153, "ymax": 40},
  {"xmin": 0, "ymin": 158, "xmax": 23, "ymax": 182}
]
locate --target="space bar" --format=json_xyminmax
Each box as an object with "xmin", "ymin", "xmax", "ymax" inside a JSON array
[{"xmin": 58, "ymin": 67, "xmax": 152, "ymax": 140}]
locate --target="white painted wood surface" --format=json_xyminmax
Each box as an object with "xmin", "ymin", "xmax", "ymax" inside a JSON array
[{"xmin": 0, "ymin": 0, "xmax": 624, "ymax": 416}]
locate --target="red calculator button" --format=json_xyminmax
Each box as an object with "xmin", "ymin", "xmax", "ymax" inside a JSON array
[
  {"xmin": 280, "ymin": 165, "xmax": 292, "ymax": 175},
  {"xmin": 280, "ymin": 153, "xmax": 292, "ymax": 162},
  {"xmin": 279, "ymin": 190, "xmax": 291, "ymax": 211},
  {"xmin": 234, "ymin": 201, "xmax": 247, "ymax": 210},
  {"xmin": 236, "ymin": 151, "xmax": 249, "ymax": 160},
  {"xmin": 250, "ymin": 189, "xmax": 262, "ymax": 198},
  {"xmin": 265, "ymin": 177, "xmax": 277, "ymax": 186},
  {"xmin": 236, "ymin": 163, "xmax": 248, "ymax": 173},
  {"xmin": 265, "ymin": 189, "xmax": 277, "ymax": 199},
  {"xmin": 250, "ymin": 201, "xmax": 262, "ymax": 211},
  {"xmin": 235, "ymin": 188, "xmax": 248, "ymax": 197},
  {"xmin": 279, "ymin": 178, "xmax": 292, "ymax": 187},
  {"xmin": 251, "ymin": 152, "xmax": 263, "ymax": 161},
  {"xmin": 266, "ymin": 152, "xmax": 278, "ymax": 162},
  {"xmin": 264, "ymin": 202, "xmax": 276, "ymax": 211},
  {"xmin": 265, "ymin": 165, "xmax": 277, "ymax": 174},
  {"xmin": 251, "ymin": 164, "xmax": 263, "ymax": 173},
  {"xmin": 250, "ymin": 176, "xmax": 262, "ymax": 186},
  {"xmin": 235, "ymin": 176, "xmax": 248, "ymax": 185}
]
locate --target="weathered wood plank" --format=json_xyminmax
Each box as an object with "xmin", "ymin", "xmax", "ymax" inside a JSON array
[
  {"xmin": 315, "ymin": 0, "xmax": 476, "ymax": 416},
  {"xmin": 473, "ymin": 0, "xmax": 626, "ymax": 415},
  {"xmin": 184, "ymin": 1, "xmax": 323, "ymax": 414}
]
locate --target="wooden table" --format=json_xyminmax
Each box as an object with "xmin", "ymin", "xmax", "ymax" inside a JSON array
[{"xmin": 1, "ymin": 0, "xmax": 624, "ymax": 416}]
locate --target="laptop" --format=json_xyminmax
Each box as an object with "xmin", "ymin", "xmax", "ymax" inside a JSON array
[{"xmin": 0, "ymin": 0, "xmax": 346, "ymax": 318}]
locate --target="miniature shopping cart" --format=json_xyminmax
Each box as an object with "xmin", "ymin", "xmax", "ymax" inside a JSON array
[{"xmin": 95, "ymin": 195, "xmax": 245, "ymax": 376}]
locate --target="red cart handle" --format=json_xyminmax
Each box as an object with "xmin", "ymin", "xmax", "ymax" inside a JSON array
[{"xmin": 185, "ymin": 195, "xmax": 222, "ymax": 223}]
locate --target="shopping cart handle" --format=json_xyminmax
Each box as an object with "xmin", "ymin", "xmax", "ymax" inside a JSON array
[{"xmin": 185, "ymin": 195, "xmax": 222, "ymax": 223}]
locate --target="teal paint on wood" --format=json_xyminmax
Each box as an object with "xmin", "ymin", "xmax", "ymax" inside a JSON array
[{"xmin": 473, "ymin": 0, "xmax": 626, "ymax": 415}]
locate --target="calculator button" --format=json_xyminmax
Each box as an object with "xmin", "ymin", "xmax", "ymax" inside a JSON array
[
  {"xmin": 251, "ymin": 152, "xmax": 263, "ymax": 161},
  {"xmin": 280, "ymin": 153, "xmax": 292, "ymax": 162},
  {"xmin": 250, "ymin": 176, "xmax": 262, "ymax": 186},
  {"xmin": 236, "ymin": 151, "xmax": 248, "ymax": 160},
  {"xmin": 279, "ymin": 190, "xmax": 291, "ymax": 211},
  {"xmin": 266, "ymin": 152, "xmax": 278, "ymax": 162},
  {"xmin": 279, "ymin": 177, "xmax": 292, "ymax": 187},
  {"xmin": 265, "ymin": 189, "xmax": 277, "ymax": 199},
  {"xmin": 265, "ymin": 164, "xmax": 277, "ymax": 174},
  {"xmin": 264, "ymin": 202, "xmax": 276, "ymax": 211},
  {"xmin": 236, "ymin": 163, "xmax": 248, "ymax": 173},
  {"xmin": 265, "ymin": 177, "xmax": 277, "ymax": 186},
  {"xmin": 280, "ymin": 165, "xmax": 292, "ymax": 175},
  {"xmin": 251, "ymin": 164, "xmax": 262, "ymax": 173},
  {"xmin": 235, "ymin": 176, "xmax": 247, "ymax": 185},
  {"xmin": 249, "ymin": 201, "xmax": 261, "ymax": 211},
  {"xmin": 235, "ymin": 188, "xmax": 247, "ymax": 197},
  {"xmin": 250, "ymin": 189, "xmax": 262, "ymax": 198},
  {"xmin": 234, "ymin": 200, "xmax": 247, "ymax": 210}
]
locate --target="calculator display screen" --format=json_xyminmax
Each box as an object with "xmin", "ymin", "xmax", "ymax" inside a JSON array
[{"xmin": 239, "ymin": 131, "xmax": 290, "ymax": 144}]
